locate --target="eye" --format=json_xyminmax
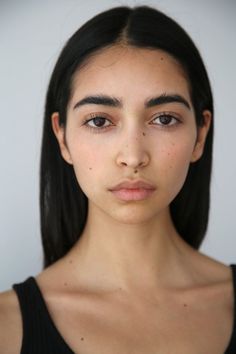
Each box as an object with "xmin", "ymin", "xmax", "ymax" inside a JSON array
[
  {"xmin": 152, "ymin": 113, "xmax": 180, "ymax": 127},
  {"xmin": 82, "ymin": 115, "xmax": 113, "ymax": 132}
]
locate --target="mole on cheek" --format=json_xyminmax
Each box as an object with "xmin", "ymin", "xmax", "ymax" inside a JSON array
[
  {"xmin": 142, "ymin": 132, "xmax": 146, "ymax": 136},
  {"xmin": 160, "ymin": 57, "xmax": 164, "ymax": 61}
]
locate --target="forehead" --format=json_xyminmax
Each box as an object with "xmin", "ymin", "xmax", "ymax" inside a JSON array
[{"xmin": 70, "ymin": 46, "xmax": 191, "ymax": 103}]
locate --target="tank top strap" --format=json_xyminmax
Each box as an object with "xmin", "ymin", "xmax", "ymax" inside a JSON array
[
  {"xmin": 13, "ymin": 276, "xmax": 73, "ymax": 354},
  {"xmin": 224, "ymin": 264, "xmax": 236, "ymax": 353}
]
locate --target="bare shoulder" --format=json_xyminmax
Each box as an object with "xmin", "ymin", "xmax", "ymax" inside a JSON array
[
  {"xmin": 195, "ymin": 251, "xmax": 234, "ymax": 285},
  {"xmin": 0, "ymin": 288, "xmax": 22, "ymax": 354},
  {"xmin": 192, "ymin": 251, "xmax": 234, "ymax": 317}
]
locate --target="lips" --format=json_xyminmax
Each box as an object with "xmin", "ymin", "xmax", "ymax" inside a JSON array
[{"xmin": 109, "ymin": 179, "xmax": 156, "ymax": 191}]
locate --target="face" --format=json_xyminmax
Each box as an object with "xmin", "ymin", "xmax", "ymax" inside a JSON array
[{"xmin": 52, "ymin": 46, "xmax": 211, "ymax": 224}]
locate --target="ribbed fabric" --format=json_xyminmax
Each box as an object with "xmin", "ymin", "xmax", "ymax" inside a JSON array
[
  {"xmin": 225, "ymin": 264, "xmax": 236, "ymax": 354},
  {"xmin": 13, "ymin": 276, "xmax": 74, "ymax": 353},
  {"xmin": 12, "ymin": 264, "xmax": 236, "ymax": 354}
]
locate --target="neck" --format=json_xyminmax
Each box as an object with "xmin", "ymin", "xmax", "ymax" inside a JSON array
[{"xmin": 64, "ymin": 203, "xmax": 195, "ymax": 294}]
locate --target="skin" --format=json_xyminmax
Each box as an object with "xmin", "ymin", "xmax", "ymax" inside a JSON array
[{"xmin": 51, "ymin": 45, "xmax": 213, "ymax": 294}]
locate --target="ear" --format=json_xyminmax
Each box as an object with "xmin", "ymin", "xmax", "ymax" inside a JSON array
[
  {"xmin": 51, "ymin": 112, "xmax": 73, "ymax": 164},
  {"xmin": 191, "ymin": 110, "xmax": 212, "ymax": 163}
]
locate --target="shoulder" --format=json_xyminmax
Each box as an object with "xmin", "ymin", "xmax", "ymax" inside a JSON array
[
  {"xmin": 0, "ymin": 288, "xmax": 22, "ymax": 354},
  {"xmin": 192, "ymin": 253, "xmax": 235, "ymax": 320},
  {"xmin": 190, "ymin": 251, "xmax": 234, "ymax": 298},
  {"xmin": 195, "ymin": 252, "xmax": 234, "ymax": 285}
]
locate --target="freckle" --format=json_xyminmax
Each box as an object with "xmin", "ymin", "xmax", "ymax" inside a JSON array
[
  {"xmin": 183, "ymin": 303, "xmax": 187, "ymax": 307},
  {"xmin": 142, "ymin": 132, "xmax": 146, "ymax": 136},
  {"xmin": 64, "ymin": 282, "xmax": 68, "ymax": 286},
  {"xmin": 69, "ymin": 260, "xmax": 73, "ymax": 264},
  {"xmin": 81, "ymin": 337, "xmax": 84, "ymax": 341},
  {"xmin": 89, "ymin": 167, "xmax": 92, "ymax": 170},
  {"xmin": 160, "ymin": 57, "xmax": 164, "ymax": 61}
]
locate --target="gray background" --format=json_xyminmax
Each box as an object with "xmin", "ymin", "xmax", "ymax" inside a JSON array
[{"xmin": 0, "ymin": 0, "xmax": 235, "ymax": 291}]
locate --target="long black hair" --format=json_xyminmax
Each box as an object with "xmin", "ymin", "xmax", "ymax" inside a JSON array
[{"xmin": 40, "ymin": 5, "xmax": 214, "ymax": 268}]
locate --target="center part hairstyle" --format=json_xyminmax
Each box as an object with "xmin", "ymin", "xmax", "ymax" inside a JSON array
[{"xmin": 40, "ymin": 5, "xmax": 214, "ymax": 268}]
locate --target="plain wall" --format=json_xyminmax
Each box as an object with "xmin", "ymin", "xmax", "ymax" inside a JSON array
[{"xmin": 0, "ymin": 0, "xmax": 235, "ymax": 291}]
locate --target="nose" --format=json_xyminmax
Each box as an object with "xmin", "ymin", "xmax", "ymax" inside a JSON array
[{"xmin": 116, "ymin": 130, "xmax": 150, "ymax": 170}]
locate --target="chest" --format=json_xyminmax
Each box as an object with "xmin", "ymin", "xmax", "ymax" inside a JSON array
[{"xmin": 45, "ymin": 289, "xmax": 233, "ymax": 354}]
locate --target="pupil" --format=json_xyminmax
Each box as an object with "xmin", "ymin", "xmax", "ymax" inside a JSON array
[
  {"xmin": 160, "ymin": 115, "xmax": 171, "ymax": 125},
  {"xmin": 94, "ymin": 117, "xmax": 105, "ymax": 127}
]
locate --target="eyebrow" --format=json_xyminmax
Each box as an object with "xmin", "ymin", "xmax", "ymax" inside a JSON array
[{"xmin": 73, "ymin": 93, "xmax": 191, "ymax": 111}]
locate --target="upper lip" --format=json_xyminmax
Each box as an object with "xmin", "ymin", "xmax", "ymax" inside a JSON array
[{"xmin": 109, "ymin": 179, "xmax": 156, "ymax": 191}]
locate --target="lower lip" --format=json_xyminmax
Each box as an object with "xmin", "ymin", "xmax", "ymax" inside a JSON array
[{"xmin": 110, "ymin": 188, "xmax": 155, "ymax": 201}]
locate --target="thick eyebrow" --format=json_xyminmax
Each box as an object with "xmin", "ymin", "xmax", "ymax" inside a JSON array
[{"xmin": 73, "ymin": 93, "xmax": 191, "ymax": 111}]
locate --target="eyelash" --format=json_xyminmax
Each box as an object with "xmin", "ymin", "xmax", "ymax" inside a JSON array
[{"xmin": 82, "ymin": 112, "xmax": 181, "ymax": 133}]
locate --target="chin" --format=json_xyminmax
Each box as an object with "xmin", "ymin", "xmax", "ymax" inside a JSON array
[{"xmin": 108, "ymin": 207, "xmax": 161, "ymax": 225}]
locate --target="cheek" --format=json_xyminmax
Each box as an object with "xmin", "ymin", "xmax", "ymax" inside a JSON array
[
  {"xmin": 160, "ymin": 140, "xmax": 195, "ymax": 193},
  {"xmin": 67, "ymin": 137, "xmax": 105, "ymax": 194},
  {"xmin": 165, "ymin": 141, "xmax": 193, "ymax": 168}
]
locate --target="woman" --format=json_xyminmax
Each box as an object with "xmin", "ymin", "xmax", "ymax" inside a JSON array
[{"xmin": 0, "ymin": 5, "xmax": 235, "ymax": 353}]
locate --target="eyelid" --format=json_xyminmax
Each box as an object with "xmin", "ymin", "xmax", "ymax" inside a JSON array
[
  {"xmin": 151, "ymin": 110, "xmax": 181, "ymax": 120},
  {"xmin": 83, "ymin": 110, "xmax": 182, "ymax": 121},
  {"xmin": 81, "ymin": 112, "xmax": 111, "ymax": 123}
]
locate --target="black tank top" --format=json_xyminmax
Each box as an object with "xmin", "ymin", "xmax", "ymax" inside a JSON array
[{"xmin": 12, "ymin": 264, "xmax": 236, "ymax": 354}]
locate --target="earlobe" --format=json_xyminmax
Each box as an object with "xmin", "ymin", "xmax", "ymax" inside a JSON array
[
  {"xmin": 51, "ymin": 112, "xmax": 73, "ymax": 165},
  {"xmin": 191, "ymin": 110, "xmax": 212, "ymax": 163}
]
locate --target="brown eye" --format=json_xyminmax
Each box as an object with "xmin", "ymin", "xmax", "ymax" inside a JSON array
[
  {"xmin": 152, "ymin": 113, "xmax": 179, "ymax": 127},
  {"xmin": 89, "ymin": 116, "xmax": 107, "ymax": 127},
  {"xmin": 159, "ymin": 115, "xmax": 173, "ymax": 125},
  {"xmin": 83, "ymin": 115, "xmax": 113, "ymax": 133}
]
